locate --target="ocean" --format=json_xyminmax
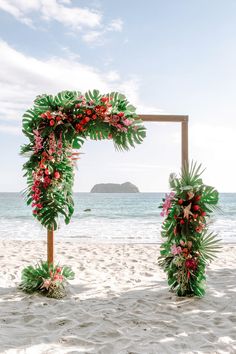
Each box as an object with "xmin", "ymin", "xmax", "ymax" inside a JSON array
[{"xmin": 0, "ymin": 193, "xmax": 235, "ymax": 243}]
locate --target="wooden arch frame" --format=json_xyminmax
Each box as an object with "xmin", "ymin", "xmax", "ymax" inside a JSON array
[
  {"xmin": 47, "ymin": 114, "xmax": 189, "ymax": 264},
  {"xmin": 140, "ymin": 114, "xmax": 189, "ymax": 167}
]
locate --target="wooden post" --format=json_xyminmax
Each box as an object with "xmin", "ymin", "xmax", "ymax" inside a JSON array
[
  {"xmin": 140, "ymin": 114, "xmax": 189, "ymax": 169},
  {"xmin": 47, "ymin": 228, "xmax": 54, "ymax": 265},
  {"xmin": 181, "ymin": 118, "xmax": 189, "ymax": 167}
]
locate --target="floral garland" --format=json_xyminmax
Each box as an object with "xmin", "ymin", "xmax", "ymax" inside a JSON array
[
  {"xmin": 159, "ymin": 162, "xmax": 220, "ymax": 297},
  {"xmin": 20, "ymin": 262, "xmax": 75, "ymax": 299},
  {"xmin": 21, "ymin": 90, "xmax": 146, "ymax": 230}
]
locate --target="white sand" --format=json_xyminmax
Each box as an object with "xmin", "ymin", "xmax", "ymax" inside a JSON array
[{"xmin": 0, "ymin": 240, "xmax": 236, "ymax": 354}]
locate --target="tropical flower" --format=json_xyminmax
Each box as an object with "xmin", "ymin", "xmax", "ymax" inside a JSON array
[
  {"xmin": 171, "ymin": 244, "xmax": 182, "ymax": 255},
  {"xmin": 160, "ymin": 192, "xmax": 175, "ymax": 217}
]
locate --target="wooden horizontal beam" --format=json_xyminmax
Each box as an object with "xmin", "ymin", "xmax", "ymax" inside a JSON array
[{"xmin": 139, "ymin": 114, "xmax": 188, "ymax": 123}]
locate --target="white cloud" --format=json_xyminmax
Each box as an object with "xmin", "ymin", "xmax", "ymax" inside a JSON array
[
  {"xmin": 40, "ymin": 0, "xmax": 101, "ymax": 30},
  {"xmin": 105, "ymin": 71, "xmax": 120, "ymax": 82},
  {"xmin": 0, "ymin": 40, "xmax": 159, "ymax": 128},
  {"xmin": 0, "ymin": 0, "xmax": 34, "ymax": 26},
  {"xmin": 82, "ymin": 30, "xmax": 104, "ymax": 44},
  {"xmin": 0, "ymin": 0, "xmax": 102, "ymax": 29},
  {"xmin": 0, "ymin": 1, "xmax": 123, "ymax": 43},
  {"xmin": 108, "ymin": 18, "xmax": 123, "ymax": 32}
]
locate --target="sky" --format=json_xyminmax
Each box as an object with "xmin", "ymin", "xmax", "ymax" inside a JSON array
[{"xmin": 0, "ymin": 0, "xmax": 235, "ymax": 192}]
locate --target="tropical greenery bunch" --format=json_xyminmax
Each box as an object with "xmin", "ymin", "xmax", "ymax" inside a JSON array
[
  {"xmin": 20, "ymin": 261, "xmax": 75, "ymax": 299},
  {"xmin": 21, "ymin": 90, "xmax": 146, "ymax": 230},
  {"xmin": 159, "ymin": 162, "xmax": 220, "ymax": 297}
]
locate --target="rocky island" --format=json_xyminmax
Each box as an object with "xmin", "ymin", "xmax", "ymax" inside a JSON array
[{"xmin": 90, "ymin": 182, "xmax": 139, "ymax": 193}]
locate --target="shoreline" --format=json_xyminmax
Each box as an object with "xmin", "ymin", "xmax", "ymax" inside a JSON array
[
  {"xmin": 2, "ymin": 238, "xmax": 236, "ymax": 245},
  {"xmin": 0, "ymin": 240, "xmax": 236, "ymax": 353}
]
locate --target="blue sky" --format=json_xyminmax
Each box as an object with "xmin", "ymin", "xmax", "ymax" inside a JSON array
[{"xmin": 0, "ymin": 0, "xmax": 235, "ymax": 192}]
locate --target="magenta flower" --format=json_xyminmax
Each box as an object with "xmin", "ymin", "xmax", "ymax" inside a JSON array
[
  {"xmin": 171, "ymin": 244, "xmax": 182, "ymax": 255},
  {"xmin": 123, "ymin": 119, "xmax": 133, "ymax": 126},
  {"xmin": 33, "ymin": 130, "xmax": 43, "ymax": 153},
  {"xmin": 160, "ymin": 192, "xmax": 175, "ymax": 217}
]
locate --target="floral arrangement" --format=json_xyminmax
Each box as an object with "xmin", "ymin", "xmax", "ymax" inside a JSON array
[
  {"xmin": 159, "ymin": 162, "xmax": 220, "ymax": 297},
  {"xmin": 20, "ymin": 90, "xmax": 145, "ymax": 298},
  {"xmin": 20, "ymin": 262, "xmax": 75, "ymax": 299},
  {"xmin": 21, "ymin": 90, "xmax": 145, "ymax": 230}
]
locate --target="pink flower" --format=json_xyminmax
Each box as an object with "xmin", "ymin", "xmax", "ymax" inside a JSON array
[
  {"xmin": 171, "ymin": 244, "xmax": 182, "ymax": 255},
  {"xmin": 160, "ymin": 192, "xmax": 175, "ymax": 217},
  {"xmin": 195, "ymin": 224, "xmax": 204, "ymax": 233},
  {"xmin": 123, "ymin": 119, "xmax": 132, "ymax": 126},
  {"xmin": 53, "ymin": 274, "xmax": 59, "ymax": 280},
  {"xmin": 33, "ymin": 129, "xmax": 43, "ymax": 153},
  {"xmin": 41, "ymin": 279, "xmax": 51, "ymax": 290}
]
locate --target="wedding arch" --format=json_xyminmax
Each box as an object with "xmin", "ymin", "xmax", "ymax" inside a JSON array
[
  {"xmin": 21, "ymin": 90, "xmax": 189, "ymax": 266},
  {"xmin": 20, "ymin": 90, "xmax": 221, "ymax": 299}
]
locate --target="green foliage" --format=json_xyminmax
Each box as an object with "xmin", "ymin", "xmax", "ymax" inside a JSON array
[
  {"xmin": 198, "ymin": 230, "xmax": 221, "ymax": 262},
  {"xmin": 159, "ymin": 161, "xmax": 220, "ymax": 297},
  {"xmin": 21, "ymin": 90, "xmax": 146, "ymax": 230},
  {"xmin": 20, "ymin": 261, "xmax": 75, "ymax": 299}
]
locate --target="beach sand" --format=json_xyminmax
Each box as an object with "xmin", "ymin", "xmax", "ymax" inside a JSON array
[{"xmin": 0, "ymin": 240, "xmax": 236, "ymax": 354}]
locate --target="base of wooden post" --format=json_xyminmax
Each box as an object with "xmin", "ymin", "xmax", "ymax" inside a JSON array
[{"xmin": 47, "ymin": 228, "xmax": 54, "ymax": 266}]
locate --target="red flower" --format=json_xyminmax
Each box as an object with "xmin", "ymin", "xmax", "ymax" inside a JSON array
[
  {"xmin": 45, "ymin": 111, "xmax": 52, "ymax": 119},
  {"xmin": 185, "ymin": 259, "xmax": 197, "ymax": 270},
  {"xmin": 195, "ymin": 195, "xmax": 201, "ymax": 201},
  {"xmin": 56, "ymin": 116, "xmax": 61, "ymax": 122},
  {"xmin": 108, "ymin": 133, "xmax": 113, "ymax": 139},
  {"xmin": 193, "ymin": 205, "xmax": 200, "ymax": 211},
  {"xmin": 56, "ymin": 267, "xmax": 62, "ymax": 273},
  {"xmin": 34, "ymin": 188, "xmax": 40, "ymax": 195},
  {"xmin": 201, "ymin": 211, "xmax": 206, "ymax": 217},
  {"xmin": 178, "ymin": 199, "xmax": 183, "ymax": 205},
  {"xmin": 92, "ymin": 114, "xmax": 97, "ymax": 120},
  {"xmin": 180, "ymin": 219, "xmax": 185, "ymax": 225},
  {"xmin": 33, "ymin": 194, "xmax": 40, "ymax": 201},
  {"xmin": 44, "ymin": 168, "xmax": 50, "ymax": 175},
  {"xmin": 174, "ymin": 215, "xmax": 178, "ymax": 219},
  {"xmin": 86, "ymin": 110, "xmax": 92, "ymax": 116},
  {"xmin": 36, "ymin": 203, "xmax": 43, "ymax": 209},
  {"xmin": 193, "ymin": 213, "xmax": 198, "ymax": 219},
  {"xmin": 50, "ymin": 120, "xmax": 55, "ymax": 126},
  {"xmin": 118, "ymin": 112, "xmax": 124, "ymax": 117},
  {"xmin": 39, "ymin": 163, "xmax": 46, "ymax": 169},
  {"xmin": 76, "ymin": 124, "xmax": 84, "ymax": 132},
  {"xmin": 33, "ymin": 210, "xmax": 38, "ymax": 215},
  {"xmin": 44, "ymin": 176, "xmax": 51, "ymax": 184},
  {"xmin": 54, "ymin": 171, "xmax": 60, "ymax": 179},
  {"xmin": 84, "ymin": 116, "xmax": 90, "ymax": 123},
  {"xmin": 102, "ymin": 107, "xmax": 107, "ymax": 113},
  {"xmin": 101, "ymin": 97, "xmax": 108, "ymax": 103}
]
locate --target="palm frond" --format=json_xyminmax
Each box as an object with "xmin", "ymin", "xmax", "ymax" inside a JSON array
[
  {"xmin": 181, "ymin": 161, "xmax": 205, "ymax": 186},
  {"xmin": 198, "ymin": 230, "xmax": 221, "ymax": 262}
]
